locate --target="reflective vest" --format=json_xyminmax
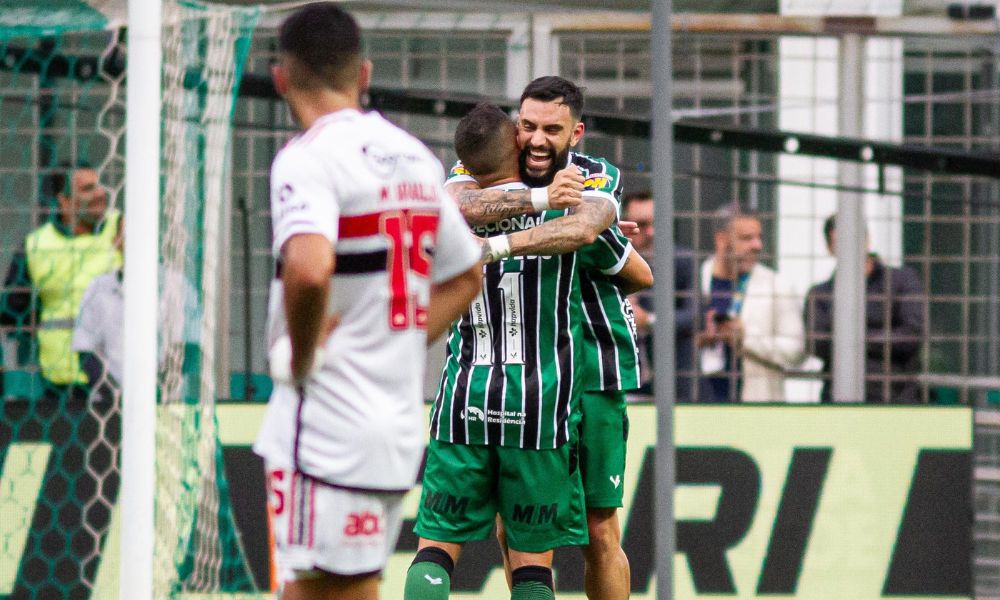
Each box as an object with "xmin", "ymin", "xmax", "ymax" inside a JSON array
[{"xmin": 25, "ymin": 211, "xmax": 122, "ymax": 385}]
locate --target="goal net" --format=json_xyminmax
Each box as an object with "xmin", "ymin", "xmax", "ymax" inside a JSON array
[{"xmin": 0, "ymin": 1, "xmax": 262, "ymax": 597}]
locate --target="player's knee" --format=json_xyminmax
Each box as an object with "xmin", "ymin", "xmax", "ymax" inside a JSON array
[
  {"xmin": 404, "ymin": 547, "xmax": 455, "ymax": 600},
  {"xmin": 511, "ymin": 565, "xmax": 554, "ymax": 599}
]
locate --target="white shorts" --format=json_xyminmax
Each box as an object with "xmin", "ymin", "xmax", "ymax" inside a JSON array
[{"xmin": 266, "ymin": 464, "xmax": 405, "ymax": 582}]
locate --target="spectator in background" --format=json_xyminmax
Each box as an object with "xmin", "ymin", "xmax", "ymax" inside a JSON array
[
  {"xmin": 698, "ymin": 203, "xmax": 805, "ymax": 402},
  {"xmin": 804, "ymin": 215, "xmax": 926, "ymax": 403},
  {"xmin": 622, "ymin": 191, "xmax": 697, "ymax": 401},
  {"xmin": 0, "ymin": 164, "xmax": 121, "ymax": 402},
  {"xmin": 72, "ymin": 220, "xmax": 201, "ymax": 404}
]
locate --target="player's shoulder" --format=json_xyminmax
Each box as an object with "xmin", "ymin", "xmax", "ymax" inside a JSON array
[
  {"xmin": 570, "ymin": 152, "xmax": 620, "ymax": 176},
  {"xmin": 570, "ymin": 152, "xmax": 622, "ymax": 189}
]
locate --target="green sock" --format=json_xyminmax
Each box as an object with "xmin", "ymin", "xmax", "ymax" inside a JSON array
[
  {"xmin": 510, "ymin": 580, "xmax": 555, "ymax": 600},
  {"xmin": 403, "ymin": 558, "xmax": 451, "ymax": 600}
]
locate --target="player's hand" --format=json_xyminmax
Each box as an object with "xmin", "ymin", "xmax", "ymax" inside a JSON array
[
  {"xmin": 696, "ymin": 309, "xmax": 720, "ymax": 347},
  {"xmin": 270, "ymin": 315, "xmax": 340, "ymax": 385},
  {"xmin": 476, "ymin": 236, "xmax": 492, "ymax": 262},
  {"xmin": 546, "ymin": 165, "xmax": 584, "ymax": 210},
  {"xmin": 618, "ymin": 220, "xmax": 640, "ymax": 239},
  {"xmin": 718, "ymin": 316, "xmax": 744, "ymax": 348}
]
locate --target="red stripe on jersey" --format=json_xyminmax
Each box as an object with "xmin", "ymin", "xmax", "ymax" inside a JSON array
[
  {"xmin": 338, "ymin": 208, "xmax": 441, "ymax": 239},
  {"xmin": 338, "ymin": 212, "xmax": 383, "ymax": 239}
]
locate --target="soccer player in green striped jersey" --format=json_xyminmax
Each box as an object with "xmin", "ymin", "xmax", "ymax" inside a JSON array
[
  {"xmin": 405, "ymin": 103, "xmax": 650, "ymax": 600},
  {"xmin": 444, "ymin": 77, "xmax": 642, "ymax": 600}
]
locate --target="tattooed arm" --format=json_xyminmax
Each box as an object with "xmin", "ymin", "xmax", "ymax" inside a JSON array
[
  {"xmin": 446, "ymin": 166, "xmax": 585, "ymax": 226},
  {"xmin": 480, "ymin": 194, "xmax": 616, "ymax": 262}
]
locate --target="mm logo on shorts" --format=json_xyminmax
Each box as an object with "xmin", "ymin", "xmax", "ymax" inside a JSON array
[
  {"xmin": 423, "ymin": 491, "xmax": 470, "ymax": 515},
  {"xmin": 511, "ymin": 503, "xmax": 557, "ymax": 525},
  {"xmin": 344, "ymin": 511, "xmax": 382, "ymax": 537}
]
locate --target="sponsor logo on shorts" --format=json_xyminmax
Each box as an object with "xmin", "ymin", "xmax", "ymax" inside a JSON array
[
  {"xmin": 511, "ymin": 502, "xmax": 558, "ymax": 525},
  {"xmin": 344, "ymin": 511, "xmax": 382, "ymax": 537},
  {"xmin": 423, "ymin": 491, "xmax": 470, "ymax": 516},
  {"xmin": 610, "ymin": 475, "xmax": 622, "ymax": 489}
]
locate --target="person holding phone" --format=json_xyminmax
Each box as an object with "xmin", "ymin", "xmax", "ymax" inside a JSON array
[{"xmin": 697, "ymin": 203, "xmax": 805, "ymax": 403}]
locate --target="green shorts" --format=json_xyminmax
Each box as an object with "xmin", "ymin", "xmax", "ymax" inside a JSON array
[
  {"xmin": 414, "ymin": 438, "xmax": 588, "ymax": 552},
  {"xmin": 579, "ymin": 389, "xmax": 629, "ymax": 508}
]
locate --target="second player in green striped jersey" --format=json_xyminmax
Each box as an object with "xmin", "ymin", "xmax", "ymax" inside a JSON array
[
  {"xmin": 449, "ymin": 151, "xmax": 642, "ymax": 395},
  {"xmin": 432, "ymin": 180, "xmax": 633, "ymax": 449}
]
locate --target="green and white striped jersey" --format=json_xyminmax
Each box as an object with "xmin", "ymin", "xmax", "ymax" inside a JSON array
[
  {"xmin": 431, "ymin": 180, "xmax": 629, "ymax": 449},
  {"xmin": 570, "ymin": 152, "xmax": 641, "ymax": 392}
]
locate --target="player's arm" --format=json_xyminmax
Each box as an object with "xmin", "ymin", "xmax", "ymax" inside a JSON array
[
  {"xmin": 281, "ymin": 233, "xmax": 334, "ymax": 382},
  {"xmin": 612, "ymin": 248, "xmax": 654, "ymax": 295},
  {"xmin": 480, "ymin": 194, "xmax": 616, "ymax": 262},
  {"xmin": 445, "ymin": 166, "xmax": 585, "ymax": 226},
  {"xmin": 426, "ymin": 264, "xmax": 482, "ymax": 344}
]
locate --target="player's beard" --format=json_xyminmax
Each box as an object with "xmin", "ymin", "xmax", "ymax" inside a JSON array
[{"xmin": 518, "ymin": 144, "xmax": 571, "ymax": 188}]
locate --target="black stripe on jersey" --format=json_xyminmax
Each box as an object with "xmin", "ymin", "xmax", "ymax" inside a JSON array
[
  {"xmin": 334, "ymin": 250, "xmax": 389, "ymax": 274},
  {"xmin": 274, "ymin": 250, "xmax": 390, "ymax": 278},
  {"xmin": 521, "ymin": 256, "xmax": 541, "ymax": 448},
  {"xmin": 553, "ymin": 253, "xmax": 575, "ymax": 448},
  {"xmin": 597, "ymin": 228, "xmax": 629, "ymax": 258},
  {"xmin": 484, "ymin": 263, "xmax": 506, "ymax": 444},
  {"xmin": 484, "ymin": 263, "xmax": 506, "ymax": 365},
  {"xmin": 448, "ymin": 315, "xmax": 476, "ymax": 445},
  {"xmin": 430, "ymin": 329, "xmax": 454, "ymax": 440},
  {"xmin": 580, "ymin": 271, "xmax": 619, "ymax": 389}
]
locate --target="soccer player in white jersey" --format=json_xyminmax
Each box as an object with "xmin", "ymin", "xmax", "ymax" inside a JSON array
[{"xmin": 253, "ymin": 4, "xmax": 482, "ymax": 599}]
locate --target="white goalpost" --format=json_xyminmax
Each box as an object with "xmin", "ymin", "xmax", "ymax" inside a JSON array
[{"xmin": 121, "ymin": 0, "xmax": 161, "ymax": 597}]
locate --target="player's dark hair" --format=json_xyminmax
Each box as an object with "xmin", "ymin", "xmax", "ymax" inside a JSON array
[
  {"xmin": 823, "ymin": 214, "xmax": 836, "ymax": 246},
  {"xmin": 520, "ymin": 75, "xmax": 585, "ymax": 119},
  {"xmin": 43, "ymin": 161, "xmax": 92, "ymax": 198},
  {"xmin": 454, "ymin": 102, "xmax": 516, "ymax": 177},
  {"xmin": 278, "ymin": 2, "xmax": 362, "ymax": 90},
  {"xmin": 623, "ymin": 190, "xmax": 653, "ymax": 212}
]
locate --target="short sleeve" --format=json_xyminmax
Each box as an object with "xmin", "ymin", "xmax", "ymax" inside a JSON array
[
  {"xmin": 444, "ymin": 160, "xmax": 476, "ymax": 187},
  {"xmin": 577, "ymin": 223, "xmax": 633, "ymax": 276},
  {"xmin": 270, "ymin": 144, "xmax": 339, "ymax": 256},
  {"xmin": 581, "ymin": 159, "xmax": 623, "ymax": 214},
  {"xmin": 430, "ymin": 194, "xmax": 480, "ymax": 284}
]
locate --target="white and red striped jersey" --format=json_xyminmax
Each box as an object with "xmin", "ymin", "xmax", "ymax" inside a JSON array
[{"xmin": 254, "ymin": 108, "xmax": 480, "ymax": 491}]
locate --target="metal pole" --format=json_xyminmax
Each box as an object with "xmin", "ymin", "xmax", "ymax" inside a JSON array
[
  {"xmin": 122, "ymin": 0, "xmax": 161, "ymax": 597},
  {"xmin": 240, "ymin": 196, "xmax": 255, "ymax": 403},
  {"xmin": 651, "ymin": 1, "xmax": 676, "ymax": 598},
  {"xmin": 833, "ymin": 33, "xmax": 867, "ymax": 403}
]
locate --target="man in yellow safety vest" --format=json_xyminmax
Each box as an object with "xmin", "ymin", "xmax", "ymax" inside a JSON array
[{"xmin": 1, "ymin": 164, "xmax": 121, "ymax": 401}]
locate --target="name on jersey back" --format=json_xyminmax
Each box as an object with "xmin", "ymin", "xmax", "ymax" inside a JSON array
[{"xmin": 380, "ymin": 182, "xmax": 439, "ymax": 204}]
